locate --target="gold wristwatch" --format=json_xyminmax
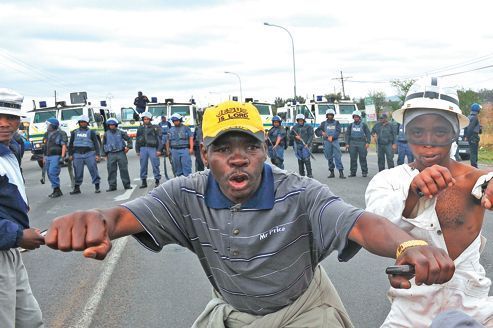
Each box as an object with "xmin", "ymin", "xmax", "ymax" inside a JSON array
[{"xmin": 396, "ymin": 240, "xmax": 428, "ymax": 258}]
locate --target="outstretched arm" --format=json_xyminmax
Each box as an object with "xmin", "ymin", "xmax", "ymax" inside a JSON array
[
  {"xmin": 348, "ymin": 212, "xmax": 455, "ymax": 289},
  {"xmin": 45, "ymin": 206, "xmax": 143, "ymax": 260}
]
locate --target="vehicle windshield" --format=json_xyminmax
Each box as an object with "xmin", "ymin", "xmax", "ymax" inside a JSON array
[
  {"xmin": 318, "ymin": 104, "xmax": 336, "ymax": 115},
  {"xmin": 61, "ymin": 108, "xmax": 84, "ymax": 120},
  {"xmin": 33, "ymin": 111, "xmax": 56, "ymax": 123},
  {"xmin": 297, "ymin": 105, "xmax": 314, "ymax": 119},
  {"xmin": 121, "ymin": 108, "xmax": 135, "ymax": 121},
  {"xmin": 148, "ymin": 106, "xmax": 166, "ymax": 118},
  {"xmin": 253, "ymin": 104, "xmax": 272, "ymax": 115},
  {"xmin": 170, "ymin": 105, "xmax": 190, "ymax": 116},
  {"xmin": 339, "ymin": 104, "xmax": 356, "ymax": 115}
]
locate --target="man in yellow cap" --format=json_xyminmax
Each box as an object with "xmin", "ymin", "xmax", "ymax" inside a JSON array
[{"xmin": 45, "ymin": 100, "xmax": 456, "ymax": 327}]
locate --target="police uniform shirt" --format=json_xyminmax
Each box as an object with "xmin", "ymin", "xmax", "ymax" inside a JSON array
[
  {"xmin": 123, "ymin": 164, "xmax": 363, "ymax": 315},
  {"xmin": 267, "ymin": 126, "xmax": 286, "ymax": 146}
]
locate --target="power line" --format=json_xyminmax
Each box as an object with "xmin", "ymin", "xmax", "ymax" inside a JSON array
[{"xmin": 437, "ymin": 64, "xmax": 493, "ymax": 77}]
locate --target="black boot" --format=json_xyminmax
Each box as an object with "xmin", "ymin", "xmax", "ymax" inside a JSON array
[
  {"xmin": 139, "ymin": 179, "xmax": 147, "ymax": 189},
  {"xmin": 328, "ymin": 169, "xmax": 335, "ymax": 178},
  {"xmin": 305, "ymin": 160, "xmax": 313, "ymax": 178},
  {"xmin": 95, "ymin": 183, "xmax": 101, "ymax": 193},
  {"xmin": 49, "ymin": 187, "xmax": 63, "ymax": 198},
  {"xmin": 70, "ymin": 185, "xmax": 81, "ymax": 195},
  {"xmin": 339, "ymin": 170, "xmax": 346, "ymax": 179},
  {"xmin": 124, "ymin": 185, "xmax": 133, "ymax": 190},
  {"xmin": 155, "ymin": 179, "xmax": 160, "ymax": 187},
  {"xmin": 348, "ymin": 172, "xmax": 357, "ymax": 177},
  {"xmin": 106, "ymin": 186, "xmax": 117, "ymax": 192},
  {"xmin": 298, "ymin": 160, "xmax": 305, "ymax": 176}
]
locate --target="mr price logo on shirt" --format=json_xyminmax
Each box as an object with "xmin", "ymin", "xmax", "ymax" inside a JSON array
[{"xmin": 216, "ymin": 107, "xmax": 249, "ymax": 123}]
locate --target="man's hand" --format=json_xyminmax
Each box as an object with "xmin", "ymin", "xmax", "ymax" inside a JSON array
[
  {"xmin": 295, "ymin": 135, "xmax": 301, "ymax": 141},
  {"xmin": 345, "ymin": 145, "xmax": 349, "ymax": 151},
  {"xmin": 365, "ymin": 143, "xmax": 369, "ymax": 149},
  {"xmin": 189, "ymin": 148, "xmax": 193, "ymax": 155},
  {"xmin": 388, "ymin": 245, "xmax": 455, "ymax": 289},
  {"xmin": 45, "ymin": 210, "xmax": 112, "ymax": 260},
  {"xmin": 136, "ymin": 152, "xmax": 140, "ymax": 157},
  {"xmin": 19, "ymin": 228, "xmax": 45, "ymax": 250},
  {"xmin": 392, "ymin": 144, "xmax": 397, "ymax": 152},
  {"xmin": 328, "ymin": 136, "xmax": 333, "ymax": 142},
  {"xmin": 156, "ymin": 151, "xmax": 162, "ymax": 157},
  {"xmin": 410, "ymin": 164, "xmax": 455, "ymax": 198},
  {"xmin": 482, "ymin": 179, "xmax": 493, "ymax": 209},
  {"xmin": 95, "ymin": 155, "xmax": 100, "ymax": 162},
  {"xmin": 124, "ymin": 147, "xmax": 129, "ymax": 154}
]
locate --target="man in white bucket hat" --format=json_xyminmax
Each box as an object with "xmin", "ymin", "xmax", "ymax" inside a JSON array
[{"xmin": 365, "ymin": 77, "xmax": 493, "ymax": 327}]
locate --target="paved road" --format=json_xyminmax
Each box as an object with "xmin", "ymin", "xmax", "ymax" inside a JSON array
[{"xmin": 20, "ymin": 148, "xmax": 493, "ymax": 327}]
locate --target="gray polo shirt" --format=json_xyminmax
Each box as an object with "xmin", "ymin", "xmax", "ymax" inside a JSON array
[{"xmin": 123, "ymin": 164, "xmax": 363, "ymax": 315}]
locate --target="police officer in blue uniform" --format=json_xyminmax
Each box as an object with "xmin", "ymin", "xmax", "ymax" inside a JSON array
[
  {"xmin": 159, "ymin": 115, "xmax": 172, "ymax": 175},
  {"xmin": 345, "ymin": 110, "xmax": 371, "ymax": 177},
  {"xmin": 315, "ymin": 109, "xmax": 345, "ymax": 179},
  {"xmin": 102, "ymin": 118, "xmax": 132, "ymax": 192},
  {"xmin": 267, "ymin": 115, "xmax": 286, "ymax": 169},
  {"xmin": 396, "ymin": 122, "xmax": 414, "ymax": 165},
  {"xmin": 166, "ymin": 113, "xmax": 193, "ymax": 176},
  {"xmin": 371, "ymin": 113, "xmax": 397, "ymax": 171},
  {"xmin": 136, "ymin": 111, "xmax": 162, "ymax": 188},
  {"xmin": 464, "ymin": 103, "xmax": 482, "ymax": 168},
  {"xmin": 290, "ymin": 114, "xmax": 314, "ymax": 178},
  {"xmin": 193, "ymin": 118, "xmax": 205, "ymax": 172},
  {"xmin": 69, "ymin": 115, "xmax": 101, "ymax": 194},
  {"xmin": 42, "ymin": 118, "xmax": 67, "ymax": 197}
]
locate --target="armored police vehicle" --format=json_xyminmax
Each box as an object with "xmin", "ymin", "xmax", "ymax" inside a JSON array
[
  {"xmin": 309, "ymin": 98, "xmax": 359, "ymax": 152},
  {"xmin": 245, "ymin": 98, "xmax": 274, "ymax": 131},
  {"xmin": 29, "ymin": 92, "xmax": 113, "ymax": 162},
  {"xmin": 119, "ymin": 107, "xmax": 141, "ymax": 139},
  {"xmin": 146, "ymin": 98, "xmax": 198, "ymax": 132}
]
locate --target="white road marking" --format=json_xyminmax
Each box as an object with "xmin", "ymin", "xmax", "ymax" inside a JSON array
[
  {"xmin": 113, "ymin": 184, "xmax": 137, "ymax": 201},
  {"xmin": 71, "ymin": 236, "xmax": 129, "ymax": 328}
]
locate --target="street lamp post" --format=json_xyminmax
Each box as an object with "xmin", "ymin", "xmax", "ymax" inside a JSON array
[
  {"xmin": 224, "ymin": 71, "xmax": 243, "ymax": 102},
  {"xmin": 264, "ymin": 22, "xmax": 297, "ymax": 103}
]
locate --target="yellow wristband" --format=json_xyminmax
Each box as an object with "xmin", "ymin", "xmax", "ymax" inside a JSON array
[{"xmin": 396, "ymin": 240, "xmax": 428, "ymax": 259}]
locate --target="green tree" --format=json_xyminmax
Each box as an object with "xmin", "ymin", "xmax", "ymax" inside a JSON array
[
  {"xmin": 367, "ymin": 90, "xmax": 387, "ymax": 117},
  {"xmin": 324, "ymin": 93, "xmax": 343, "ymax": 103},
  {"xmin": 274, "ymin": 97, "xmax": 286, "ymax": 109},
  {"xmin": 457, "ymin": 89, "xmax": 481, "ymax": 116},
  {"xmin": 390, "ymin": 79, "xmax": 416, "ymax": 103}
]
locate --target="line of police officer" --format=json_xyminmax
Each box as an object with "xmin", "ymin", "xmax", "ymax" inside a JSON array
[{"xmin": 41, "ymin": 111, "xmax": 200, "ymax": 197}]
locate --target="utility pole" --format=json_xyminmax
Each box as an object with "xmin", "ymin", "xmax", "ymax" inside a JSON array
[{"xmin": 332, "ymin": 71, "xmax": 351, "ymax": 99}]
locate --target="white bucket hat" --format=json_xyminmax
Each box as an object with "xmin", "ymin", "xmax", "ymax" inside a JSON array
[{"xmin": 0, "ymin": 88, "xmax": 24, "ymax": 117}]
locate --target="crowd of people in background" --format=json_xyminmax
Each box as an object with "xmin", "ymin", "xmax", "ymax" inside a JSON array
[{"xmin": 29, "ymin": 90, "xmax": 486, "ymax": 198}]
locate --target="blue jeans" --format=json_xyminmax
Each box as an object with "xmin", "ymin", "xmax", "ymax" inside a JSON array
[
  {"xmin": 45, "ymin": 155, "xmax": 61, "ymax": 189},
  {"xmin": 73, "ymin": 151, "xmax": 100, "ymax": 185},
  {"xmin": 397, "ymin": 142, "xmax": 414, "ymax": 165},
  {"xmin": 171, "ymin": 148, "xmax": 192, "ymax": 177},
  {"xmin": 139, "ymin": 147, "xmax": 161, "ymax": 180},
  {"xmin": 377, "ymin": 144, "xmax": 394, "ymax": 171},
  {"xmin": 323, "ymin": 140, "xmax": 343, "ymax": 170}
]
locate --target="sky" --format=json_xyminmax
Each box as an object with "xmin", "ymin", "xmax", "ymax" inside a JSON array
[{"xmin": 1, "ymin": 0, "xmax": 493, "ymax": 112}]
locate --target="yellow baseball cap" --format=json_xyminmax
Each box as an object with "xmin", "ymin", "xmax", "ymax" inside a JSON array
[{"xmin": 202, "ymin": 100, "xmax": 265, "ymax": 147}]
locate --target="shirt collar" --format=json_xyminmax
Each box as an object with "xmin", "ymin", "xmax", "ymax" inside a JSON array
[
  {"xmin": 0, "ymin": 143, "xmax": 13, "ymax": 156},
  {"xmin": 205, "ymin": 164, "xmax": 274, "ymax": 210}
]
